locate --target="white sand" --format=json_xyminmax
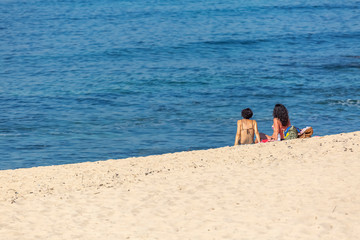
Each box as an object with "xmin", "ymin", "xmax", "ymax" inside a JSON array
[{"xmin": 0, "ymin": 131, "xmax": 359, "ymax": 239}]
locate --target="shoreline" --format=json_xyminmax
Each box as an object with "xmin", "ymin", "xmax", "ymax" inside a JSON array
[{"xmin": 1, "ymin": 131, "xmax": 359, "ymax": 239}]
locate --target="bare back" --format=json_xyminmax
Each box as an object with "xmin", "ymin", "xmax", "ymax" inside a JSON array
[{"xmin": 234, "ymin": 119, "xmax": 261, "ymax": 145}]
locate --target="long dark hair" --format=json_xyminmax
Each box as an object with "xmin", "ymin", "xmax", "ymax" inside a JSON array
[{"xmin": 273, "ymin": 104, "xmax": 289, "ymax": 126}]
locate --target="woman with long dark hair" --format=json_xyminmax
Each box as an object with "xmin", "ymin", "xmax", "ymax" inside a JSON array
[{"xmin": 266, "ymin": 104, "xmax": 291, "ymax": 141}]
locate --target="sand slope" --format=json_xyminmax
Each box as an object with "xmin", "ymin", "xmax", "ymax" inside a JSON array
[{"xmin": 0, "ymin": 131, "xmax": 359, "ymax": 239}]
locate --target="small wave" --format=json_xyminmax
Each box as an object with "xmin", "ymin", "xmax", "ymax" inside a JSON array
[
  {"xmin": 16, "ymin": 144, "xmax": 50, "ymax": 150},
  {"xmin": 343, "ymin": 55, "xmax": 360, "ymax": 59},
  {"xmin": 0, "ymin": 133, "xmax": 15, "ymax": 136},
  {"xmin": 334, "ymin": 99, "xmax": 360, "ymax": 106},
  {"xmin": 105, "ymin": 48, "xmax": 139, "ymax": 57},
  {"xmin": 203, "ymin": 39, "xmax": 269, "ymax": 46},
  {"xmin": 321, "ymin": 63, "xmax": 360, "ymax": 70},
  {"xmin": 268, "ymin": 3, "xmax": 360, "ymax": 11},
  {"xmin": 333, "ymin": 32, "xmax": 360, "ymax": 39},
  {"xmin": 308, "ymin": 61, "xmax": 360, "ymax": 70},
  {"xmin": 317, "ymin": 99, "xmax": 360, "ymax": 107}
]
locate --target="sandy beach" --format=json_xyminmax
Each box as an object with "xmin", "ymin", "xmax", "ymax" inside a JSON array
[{"xmin": 0, "ymin": 131, "xmax": 359, "ymax": 239}]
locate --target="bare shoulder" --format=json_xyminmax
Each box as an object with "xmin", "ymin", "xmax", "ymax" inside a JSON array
[{"xmin": 273, "ymin": 118, "xmax": 281, "ymax": 125}]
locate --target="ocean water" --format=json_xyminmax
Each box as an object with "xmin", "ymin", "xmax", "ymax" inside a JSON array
[{"xmin": 1, "ymin": 0, "xmax": 359, "ymax": 170}]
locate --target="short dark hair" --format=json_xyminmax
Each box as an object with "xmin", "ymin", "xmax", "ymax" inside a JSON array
[{"xmin": 241, "ymin": 108, "xmax": 253, "ymax": 119}]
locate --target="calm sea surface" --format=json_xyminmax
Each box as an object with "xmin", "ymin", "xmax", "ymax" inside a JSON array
[{"xmin": 1, "ymin": 0, "xmax": 359, "ymax": 169}]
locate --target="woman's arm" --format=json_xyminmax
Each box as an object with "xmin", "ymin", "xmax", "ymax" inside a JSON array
[
  {"xmin": 271, "ymin": 118, "xmax": 280, "ymax": 140},
  {"xmin": 234, "ymin": 120, "xmax": 241, "ymax": 146},
  {"xmin": 253, "ymin": 120, "xmax": 261, "ymax": 143}
]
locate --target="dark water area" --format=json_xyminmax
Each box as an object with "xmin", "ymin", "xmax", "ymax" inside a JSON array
[{"xmin": 1, "ymin": 0, "xmax": 359, "ymax": 169}]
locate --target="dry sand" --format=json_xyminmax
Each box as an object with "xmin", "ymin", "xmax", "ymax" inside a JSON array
[{"xmin": 0, "ymin": 131, "xmax": 359, "ymax": 240}]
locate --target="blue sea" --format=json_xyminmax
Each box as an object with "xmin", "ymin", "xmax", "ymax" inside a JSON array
[{"xmin": 1, "ymin": 0, "xmax": 359, "ymax": 170}]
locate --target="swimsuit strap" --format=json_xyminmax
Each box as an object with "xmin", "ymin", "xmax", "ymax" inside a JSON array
[{"xmin": 241, "ymin": 120, "xmax": 253, "ymax": 135}]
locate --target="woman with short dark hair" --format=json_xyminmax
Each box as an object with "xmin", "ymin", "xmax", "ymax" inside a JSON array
[{"xmin": 234, "ymin": 108, "xmax": 261, "ymax": 145}]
